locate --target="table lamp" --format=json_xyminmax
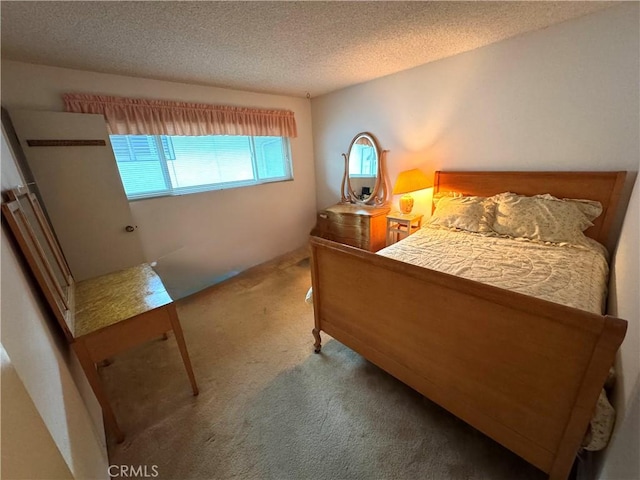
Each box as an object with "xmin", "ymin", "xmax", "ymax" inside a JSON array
[{"xmin": 392, "ymin": 168, "xmax": 431, "ymax": 214}]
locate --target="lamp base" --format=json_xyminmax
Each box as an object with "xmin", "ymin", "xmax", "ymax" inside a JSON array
[{"xmin": 399, "ymin": 195, "xmax": 414, "ymax": 214}]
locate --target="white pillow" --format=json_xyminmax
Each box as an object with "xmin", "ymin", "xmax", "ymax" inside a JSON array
[
  {"xmin": 491, "ymin": 192, "xmax": 602, "ymax": 244},
  {"xmin": 428, "ymin": 195, "xmax": 494, "ymax": 233}
]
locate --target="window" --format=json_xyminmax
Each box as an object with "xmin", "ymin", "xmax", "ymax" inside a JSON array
[
  {"xmin": 109, "ymin": 134, "xmax": 292, "ymax": 199},
  {"xmin": 348, "ymin": 143, "xmax": 376, "ymax": 177}
]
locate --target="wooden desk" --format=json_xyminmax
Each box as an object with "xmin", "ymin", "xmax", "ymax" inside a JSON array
[
  {"xmin": 2, "ymin": 188, "xmax": 198, "ymax": 443},
  {"xmin": 71, "ymin": 264, "xmax": 198, "ymax": 442}
]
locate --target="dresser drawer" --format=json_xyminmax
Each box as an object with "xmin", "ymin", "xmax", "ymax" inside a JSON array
[
  {"xmin": 328, "ymin": 220, "xmax": 368, "ymax": 239},
  {"xmin": 325, "ymin": 212, "xmax": 367, "ymax": 227},
  {"xmin": 311, "ymin": 203, "xmax": 389, "ymax": 252},
  {"xmin": 332, "ymin": 235, "xmax": 367, "ymax": 250},
  {"xmin": 314, "ymin": 213, "xmax": 331, "ymax": 235}
]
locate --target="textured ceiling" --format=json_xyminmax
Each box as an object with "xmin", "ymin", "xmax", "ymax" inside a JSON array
[{"xmin": 1, "ymin": 1, "xmax": 617, "ymax": 98}]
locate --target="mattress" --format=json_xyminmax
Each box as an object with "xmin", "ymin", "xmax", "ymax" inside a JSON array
[
  {"xmin": 377, "ymin": 225, "xmax": 609, "ymax": 315},
  {"xmin": 376, "ymin": 225, "xmax": 614, "ymax": 450}
]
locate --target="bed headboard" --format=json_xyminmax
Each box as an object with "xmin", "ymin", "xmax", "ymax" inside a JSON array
[{"xmin": 433, "ymin": 171, "xmax": 626, "ymax": 248}]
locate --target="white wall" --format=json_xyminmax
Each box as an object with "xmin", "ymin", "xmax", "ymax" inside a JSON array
[
  {"xmin": 0, "ymin": 62, "xmax": 317, "ymax": 298},
  {"xmin": 311, "ymin": 3, "xmax": 639, "ymax": 478},
  {"xmin": 311, "ymin": 3, "xmax": 639, "ymax": 216},
  {"xmin": 1, "ymin": 129, "xmax": 109, "ymax": 478},
  {"xmin": 608, "ymin": 175, "xmax": 640, "ymax": 416},
  {"xmin": 598, "ymin": 175, "xmax": 640, "ymax": 480},
  {"xmin": 1, "ymin": 344, "xmax": 73, "ymax": 480},
  {"xmin": 598, "ymin": 375, "xmax": 639, "ymax": 480}
]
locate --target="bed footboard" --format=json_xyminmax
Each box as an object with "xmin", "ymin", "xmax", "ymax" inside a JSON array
[{"xmin": 309, "ymin": 236, "xmax": 627, "ymax": 480}]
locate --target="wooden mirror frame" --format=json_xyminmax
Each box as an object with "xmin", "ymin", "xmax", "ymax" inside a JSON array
[{"xmin": 340, "ymin": 132, "xmax": 389, "ymax": 206}]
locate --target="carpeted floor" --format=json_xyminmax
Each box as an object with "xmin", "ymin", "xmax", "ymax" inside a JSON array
[{"xmin": 103, "ymin": 248, "xmax": 546, "ymax": 480}]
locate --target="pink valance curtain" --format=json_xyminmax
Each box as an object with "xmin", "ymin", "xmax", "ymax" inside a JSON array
[{"xmin": 63, "ymin": 93, "xmax": 298, "ymax": 138}]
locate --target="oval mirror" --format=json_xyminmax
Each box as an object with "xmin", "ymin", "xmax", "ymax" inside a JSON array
[{"xmin": 341, "ymin": 132, "xmax": 388, "ymax": 205}]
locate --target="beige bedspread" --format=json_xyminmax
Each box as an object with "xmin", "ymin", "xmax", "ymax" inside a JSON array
[{"xmin": 378, "ymin": 225, "xmax": 609, "ymax": 315}]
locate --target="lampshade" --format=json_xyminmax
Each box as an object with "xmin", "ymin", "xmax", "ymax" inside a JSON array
[
  {"xmin": 392, "ymin": 169, "xmax": 431, "ymax": 214},
  {"xmin": 392, "ymin": 169, "xmax": 431, "ymax": 195}
]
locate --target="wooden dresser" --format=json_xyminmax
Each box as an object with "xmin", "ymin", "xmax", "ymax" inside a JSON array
[{"xmin": 311, "ymin": 203, "xmax": 390, "ymax": 252}]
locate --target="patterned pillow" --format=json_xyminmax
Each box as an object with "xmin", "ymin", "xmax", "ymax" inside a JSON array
[
  {"xmin": 491, "ymin": 192, "xmax": 603, "ymax": 244},
  {"xmin": 428, "ymin": 195, "xmax": 495, "ymax": 233}
]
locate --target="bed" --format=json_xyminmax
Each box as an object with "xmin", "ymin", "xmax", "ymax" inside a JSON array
[{"xmin": 308, "ymin": 171, "xmax": 628, "ymax": 480}]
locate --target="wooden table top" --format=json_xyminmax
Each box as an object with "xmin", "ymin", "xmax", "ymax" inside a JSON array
[{"xmin": 73, "ymin": 263, "xmax": 172, "ymax": 337}]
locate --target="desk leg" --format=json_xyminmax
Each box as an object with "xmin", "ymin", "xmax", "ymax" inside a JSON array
[
  {"xmin": 167, "ymin": 305, "xmax": 199, "ymax": 396},
  {"xmin": 72, "ymin": 340, "xmax": 125, "ymax": 443}
]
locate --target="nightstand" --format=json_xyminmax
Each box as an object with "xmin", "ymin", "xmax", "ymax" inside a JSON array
[{"xmin": 386, "ymin": 212, "xmax": 423, "ymax": 246}]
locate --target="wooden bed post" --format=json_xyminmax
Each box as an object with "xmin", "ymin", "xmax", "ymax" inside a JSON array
[
  {"xmin": 547, "ymin": 316, "xmax": 627, "ymax": 480},
  {"xmin": 310, "ymin": 242, "xmax": 323, "ymax": 353}
]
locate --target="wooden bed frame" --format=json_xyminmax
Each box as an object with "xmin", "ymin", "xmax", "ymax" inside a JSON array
[{"xmin": 309, "ymin": 171, "xmax": 627, "ymax": 480}]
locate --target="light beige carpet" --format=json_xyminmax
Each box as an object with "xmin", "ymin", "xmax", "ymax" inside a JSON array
[{"xmin": 103, "ymin": 248, "xmax": 545, "ymax": 480}]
